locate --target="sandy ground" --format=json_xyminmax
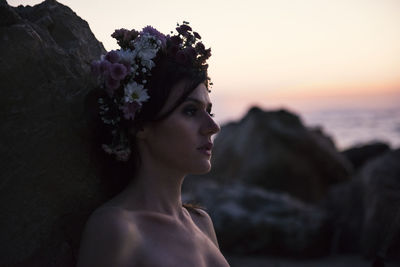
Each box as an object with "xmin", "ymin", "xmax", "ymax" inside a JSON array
[{"xmin": 226, "ymin": 254, "xmax": 399, "ymax": 267}]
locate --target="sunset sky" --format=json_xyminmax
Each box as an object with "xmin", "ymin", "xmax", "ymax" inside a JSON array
[{"xmin": 8, "ymin": 0, "xmax": 400, "ymax": 123}]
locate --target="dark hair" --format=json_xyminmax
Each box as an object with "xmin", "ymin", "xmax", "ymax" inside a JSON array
[{"xmin": 84, "ymin": 52, "xmax": 209, "ymax": 196}]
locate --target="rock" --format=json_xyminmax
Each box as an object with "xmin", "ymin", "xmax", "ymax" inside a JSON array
[
  {"xmin": 0, "ymin": 0, "xmax": 106, "ymax": 266},
  {"xmin": 183, "ymin": 181, "xmax": 331, "ymax": 257},
  {"xmin": 322, "ymin": 149, "xmax": 400, "ymax": 261},
  {"xmin": 206, "ymin": 106, "xmax": 353, "ymax": 203},
  {"xmin": 341, "ymin": 141, "xmax": 390, "ymax": 170},
  {"xmin": 321, "ymin": 177, "xmax": 364, "ymax": 253},
  {"xmin": 360, "ymin": 149, "xmax": 400, "ymax": 260}
]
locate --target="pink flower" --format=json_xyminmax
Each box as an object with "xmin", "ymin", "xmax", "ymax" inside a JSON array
[
  {"xmin": 105, "ymin": 76, "xmax": 120, "ymax": 90},
  {"xmin": 100, "ymin": 60, "xmax": 111, "ymax": 74},
  {"xmin": 122, "ymin": 62, "xmax": 131, "ymax": 74},
  {"xmin": 121, "ymin": 101, "xmax": 141, "ymax": 120},
  {"xmin": 105, "ymin": 50, "xmax": 120, "ymax": 63},
  {"xmin": 110, "ymin": 63, "xmax": 127, "ymax": 80},
  {"xmin": 142, "ymin": 25, "xmax": 167, "ymax": 48}
]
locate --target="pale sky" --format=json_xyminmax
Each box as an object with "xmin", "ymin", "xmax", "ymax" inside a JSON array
[{"xmin": 8, "ymin": 0, "xmax": 400, "ymax": 122}]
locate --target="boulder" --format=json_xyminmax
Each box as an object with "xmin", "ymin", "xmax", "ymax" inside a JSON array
[
  {"xmin": 183, "ymin": 181, "xmax": 331, "ymax": 257},
  {"xmin": 341, "ymin": 142, "xmax": 390, "ymax": 170},
  {"xmin": 0, "ymin": 0, "xmax": 106, "ymax": 266},
  {"xmin": 207, "ymin": 106, "xmax": 353, "ymax": 203},
  {"xmin": 322, "ymin": 149, "xmax": 400, "ymax": 261},
  {"xmin": 321, "ymin": 177, "xmax": 364, "ymax": 253},
  {"xmin": 360, "ymin": 149, "xmax": 400, "ymax": 260}
]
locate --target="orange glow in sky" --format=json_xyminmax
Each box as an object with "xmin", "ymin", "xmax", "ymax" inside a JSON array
[{"xmin": 8, "ymin": 0, "xmax": 400, "ymax": 122}]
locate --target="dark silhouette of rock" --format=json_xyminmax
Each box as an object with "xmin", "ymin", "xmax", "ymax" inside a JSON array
[
  {"xmin": 0, "ymin": 0, "xmax": 106, "ymax": 266},
  {"xmin": 341, "ymin": 142, "xmax": 390, "ymax": 170},
  {"xmin": 183, "ymin": 181, "xmax": 331, "ymax": 257},
  {"xmin": 322, "ymin": 175, "xmax": 364, "ymax": 254},
  {"xmin": 322, "ymin": 149, "xmax": 400, "ymax": 263},
  {"xmin": 207, "ymin": 106, "xmax": 353, "ymax": 203},
  {"xmin": 360, "ymin": 149, "xmax": 400, "ymax": 261}
]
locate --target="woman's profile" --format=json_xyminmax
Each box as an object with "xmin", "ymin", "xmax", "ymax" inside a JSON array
[{"xmin": 77, "ymin": 22, "xmax": 230, "ymax": 266}]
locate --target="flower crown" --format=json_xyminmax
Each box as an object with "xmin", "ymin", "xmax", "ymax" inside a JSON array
[{"xmin": 91, "ymin": 22, "xmax": 211, "ymax": 161}]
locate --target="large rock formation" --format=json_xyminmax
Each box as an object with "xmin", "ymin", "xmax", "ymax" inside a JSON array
[
  {"xmin": 183, "ymin": 181, "xmax": 331, "ymax": 257},
  {"xmin": 360, "ymin": 149, "xmax": 400, "ymax": 260},
  {"xmin": 323, "ymin": 149, "xmax": 400, "ymax": 262},
  {"xmin": 206, "ymin": 107, "xmax": 353, "ymax": 203},
  {"xmin": 0, "ymin": 0, "xmax": 106, "ymax": 266},
  {"xmin": 341, "ymin": 142, "xmax": 390, "ymax": 171}
]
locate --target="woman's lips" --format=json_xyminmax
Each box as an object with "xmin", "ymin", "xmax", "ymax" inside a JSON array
[
  {"xmin": 198, "ymin": 147, "xmax": 211, "ymax": 156},
  {"xmin": 197, "ymin": 142, "xmax": 213, "ymax": 156}
]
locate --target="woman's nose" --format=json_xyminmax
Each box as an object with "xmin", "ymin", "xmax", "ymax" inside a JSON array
[{"xmin": 201, "ymin": 114, "xmax": 221, "ymax": 136}]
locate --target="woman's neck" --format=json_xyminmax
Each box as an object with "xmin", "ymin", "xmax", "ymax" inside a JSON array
[{"xmin": 111, "ymin": 158, "xmax": 187, "ymax": 219}]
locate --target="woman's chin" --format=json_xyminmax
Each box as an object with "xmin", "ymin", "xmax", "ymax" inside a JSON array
[{"xmin": 190, "ymin": 162, "xmax": 212, "ymax": 175}]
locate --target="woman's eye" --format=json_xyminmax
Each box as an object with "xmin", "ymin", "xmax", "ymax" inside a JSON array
[
  {"xmin": 208, "ymin": 111, "xmax": 215, "ymax": 117},
  {"xmin": 183, "ymin": 107, "xmax": 197, "ymax": 116}
]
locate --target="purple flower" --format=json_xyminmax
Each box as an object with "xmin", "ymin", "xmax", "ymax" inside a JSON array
[
  {"xmin": 121, "ymin": 101, "xmax": 141, "ymax": 120},
  {"xmin": 142, "ymin": 25, "xmax": 167, "ymax": 48},
  {"xmin": 91, "ymin": 60, "xmax": 101, "ymax": 76},
  {"xmin": 105, "ymin": 76, "xmax": 120, "ymax": 91},
  {"xmin": 100, "ymin": 60, "xmax": 111, "ymax": 74},
  {"xmin": 122, "ymin": 62, "xmax": 131, "ymax": 74},
  {"xmin": 110, "ymin": 63, "xmax": 127, "ymax": 81},
  {"xmin": 105, "ymin": 50, "xmax": 120, "ymax": 63}
]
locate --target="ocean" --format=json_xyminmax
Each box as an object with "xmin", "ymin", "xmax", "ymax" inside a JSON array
[
  {"xmin": 300, "ymin": 106, "xmax": 400, "ymax": 151},
  {"xmin": 216, "ymin": 100, "xmax": 400, "ymax": 152}
]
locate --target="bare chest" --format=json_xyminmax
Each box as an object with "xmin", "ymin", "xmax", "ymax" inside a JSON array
[{"xmin": 135, "ymin": 217, "xmax": 230, "ymax": 267}]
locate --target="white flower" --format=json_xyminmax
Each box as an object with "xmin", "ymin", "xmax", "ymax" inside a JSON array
[
  {"xmin": 134, "ymin": 34, "xmax": 160, "ymax": 61},
  {"xmin": 141, "ymin": 58, "xmax": 155, "ymax": 70},
  {"xmin": 137, "ymin": 48, "xmax": 158, "ymax": 61},
  {"xmin": 124, "ymin": 81, "xmax": 150, "ymax": 104},
  {"xmin": 117, "ymin": 49, "xmax": 136, "ymax": 64}
]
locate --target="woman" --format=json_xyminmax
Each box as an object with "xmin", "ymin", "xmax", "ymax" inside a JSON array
[{"xmin": 77, "ymin": 23, "xmax": 230, "ymax": 266}]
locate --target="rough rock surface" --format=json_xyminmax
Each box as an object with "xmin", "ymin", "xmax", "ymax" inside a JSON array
[
  {"xmin": 341, "ymin": 142, "xmax": 390, "ymax": 170},
  {"xmin": 323, "ymin": 149, "xmax": 400, "ymax": 262},
  {"xmin": 206, "ymin": 107, "xmax": 353, "ymax": 203},
  {"xmin": 183, "ymin": 181, "xmax": 331, "ymax": 257},
  {"xmin": 0, "ymin": 0, "xmax": 106, "ymax": 266},
  {"xmin": 360, "ymin": 149, "xmax": 400, "ymax": 260}
]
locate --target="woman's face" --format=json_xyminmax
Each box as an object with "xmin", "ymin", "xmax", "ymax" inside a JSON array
[{"xmin": 139, "ymin": 82, "xmax": 220, "ymax": 175}]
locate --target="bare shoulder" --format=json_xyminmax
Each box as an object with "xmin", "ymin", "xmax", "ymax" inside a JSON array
[
  {"xmin": 77, "ymin": 206, "xmax": 143, "ymax": 267},
  {"xmin": 186, "ymin": 207, "xmax": 220, "ymax": 248}
]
